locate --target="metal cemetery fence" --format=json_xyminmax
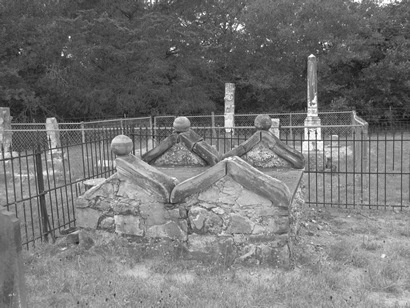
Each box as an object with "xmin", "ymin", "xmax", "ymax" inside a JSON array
[
  {"xmin": 1, "ymin": 115, "xmax": 409, "ymax": 249},
  {"xmin": 11, "ymin": 117, "xmax": 152, "ymax": 152},
  {"xmin": 143, "ymin": 124, "xmax": 409, "ymax": 209},
  {"xmin": 0, "ymin": 127, "xmax": 125, "ymax": 248},
  {"xmin": 153, "ymin": 111, "xmax": 354, "ymax": 138}
]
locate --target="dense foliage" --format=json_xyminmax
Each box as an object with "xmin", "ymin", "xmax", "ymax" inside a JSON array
[{"xmin": 0, "ymin": 0, "xmax": 409, "ymax": 122}]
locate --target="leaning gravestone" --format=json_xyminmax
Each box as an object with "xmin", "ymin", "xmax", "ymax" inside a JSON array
[
  {"xmin": 45, "ymin": 117, "xmax": 67, "ymax": 177},
  {"xmin": 0, "ymin": 209, "xmax": 28, "ymax": 308}
]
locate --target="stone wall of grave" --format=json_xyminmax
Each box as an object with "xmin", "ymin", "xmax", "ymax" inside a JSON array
[
  {"xmin": 76, "ymin": 173, "xmax": 187, "ymax": 241},
  {"xmin": 76, "ymin": 116, "xmax": 305, "ymax": 266},
  {"xmin": 180, "ymin": 176, "xmax": 302, "ymax": 265},
  {"xmin": 76, "ymin": 157, "xmax": 304, "ymax": 266}
]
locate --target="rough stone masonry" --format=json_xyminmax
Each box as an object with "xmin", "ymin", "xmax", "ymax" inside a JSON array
[{"xmin": 76, "ymin": 115, "xmax": 305, "ymax": 267}]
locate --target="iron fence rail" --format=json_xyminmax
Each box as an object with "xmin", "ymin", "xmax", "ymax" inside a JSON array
[
  {"xmin": 1, "ymin": 118, "xmax": 409, "ymax": 250},
  {"xmin": 153, "ymin": 111, "xmax": 354, "ymax": 135},
  {"xmin": 10, "ymin": 117, "xmax": 152, "ymax": 152},
  {"xmin": 0, "ymin": 127, "xmax": 122, "ymax": 248}
]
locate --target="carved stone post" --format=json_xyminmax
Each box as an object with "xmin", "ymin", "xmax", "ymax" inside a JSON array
[
  {"xmin": 303, "ymin": 55, "xmax": 323, "ymax": 152},
  {"xmin": 224, "ymin": 83, "xmax": 235, "ymax": 134}
]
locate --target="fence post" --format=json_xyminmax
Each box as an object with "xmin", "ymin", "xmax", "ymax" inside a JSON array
[
  {"xmin": 34, "ymin": 145, "xmax": 49, "ymax": 242},
  {"xmin": 289, "ymin": 113, "xmax": 293, "ymax": 139},
  {"xmin": 81, "ymin": 121, "xmax": 85, "ymax": 144},
  {"xmin": 152, "ymin": 116, "xmax": 156, "ymax": 146},
  {"xmin": 352, "ymin": 111, "xmax": 370, "ymax": 204},
  {"xmin": 351, "ymin": 111, "xmax": 355, "ymax": 139},
  {"xmin": 211, "ymin": 112, "xmax": 216, "ymax": 139},
  {"xmin": 362, "ymin": 123, "xmax": 369, "ymax": 191}
]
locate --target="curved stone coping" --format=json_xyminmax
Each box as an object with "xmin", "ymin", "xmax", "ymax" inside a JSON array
[
  {"xmin": 142, "ymin": 129, "xmax": 220, "ymax": 166},
  {"xmin": 116, "ymin": 154, "xmax": 179, "ymax": 202},
  {"xmin": 156, "ymin": 166, "xmax": 209, "ymax": 182},
  {"xmin": 222, "ymin": 131, "xmax": 305, "ymax": 169},
  {"xmin": 142, "ymin": 134, "xmax": 178, "ymax": 164},
  {"xmin": 170, "ymin": 156, "xmax": 291, "ymax": 207}
]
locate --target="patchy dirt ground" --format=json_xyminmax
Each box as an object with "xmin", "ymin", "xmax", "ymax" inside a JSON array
[{"xmin": 293, "ymin": 207, "xmax": 410, "ymax": 307}]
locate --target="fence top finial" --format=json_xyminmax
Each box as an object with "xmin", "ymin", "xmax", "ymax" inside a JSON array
[
  {"xmin": 254, "ymin": 114, "xmax": 272, "ymax": 131},
  {"xmin": 173, "ymin": 117, "xmax": 190, "ymax": 133}
]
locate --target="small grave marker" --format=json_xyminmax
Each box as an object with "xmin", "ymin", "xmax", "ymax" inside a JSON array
[
  {"xmin": 0, "ymin": 107, "xmax": 12, "ymax": 154},
  {"xmin": 0, "ymin": 209, "xmax": 28, "ymax": 308}
]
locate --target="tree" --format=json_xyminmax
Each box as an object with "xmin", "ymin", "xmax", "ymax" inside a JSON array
[{"xmin": 1, "ymin": 0, "xmax": 408, "ymax": 121}]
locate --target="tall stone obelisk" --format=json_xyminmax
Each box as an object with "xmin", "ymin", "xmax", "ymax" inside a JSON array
[
  {"xmin": 224, "ymin": 83, "xmax": 235, "ymax": 134},
  {"xmin": 303, "ymin": 55, "xmax": 323, "ymax": 152}
]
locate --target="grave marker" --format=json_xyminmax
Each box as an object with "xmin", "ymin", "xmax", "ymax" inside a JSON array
[
  {"xmin": 224, "ymin": 83, "xmax": 235, "ymax": 134},
  {"xmin": 303, "ymin": 55, "xmax": 323, "ymax": 152},
  {"xmin": 270, "ymin": 118, "xmax": 280, "ymax": 138},
  {"xmin": 0, "ymin": 209, "xmax": 28, "ymax": 308},
  {"xmin": 0, "ymin": 107, "xmax": 12, "ymax": 154},
  {"xmin": 45, "ymin": 117, "xmax": 61, "ymax": 150}
]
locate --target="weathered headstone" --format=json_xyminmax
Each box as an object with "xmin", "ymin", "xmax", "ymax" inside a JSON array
[
  {"xmin": 269, "ymin": 118, "xmax": 280, "ymax": 138},
  {"xmin": 0, "ymin": 107, "xmax": 12, "ymax": 154},
  {"xmin": 224, "ymin": 83, "xmax": 235, "ymax": 134},
  {"xmin": 303, "ymin": 55, "xmax": 323, "ymax": 152},
  {"xmin": 45, "ymin": 117, "xmax": 68, "ymax": 177},
  {"xmin": 0, "ymin": 209, "xmax": 28, "ymax": 308},
  {"xmin": 45, "ymin": 117, "xmax": 61, "ymax": 150}
]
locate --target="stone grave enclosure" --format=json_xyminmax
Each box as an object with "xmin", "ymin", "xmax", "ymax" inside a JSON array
[{"xmin": 76, "ymin": 115, "xmax": 305, "ymax": 267}]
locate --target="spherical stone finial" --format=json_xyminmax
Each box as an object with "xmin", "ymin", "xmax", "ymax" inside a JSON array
[
  {"xmin": 173, "ymin": 116, "xmax": 191, "ymax": 133},
  {"xmin": 111, "ymin": 135, "xmax": 133, "ymax": 156},
  {"xmin": 254, "ymin": 114, "xmax": 272, "ymax": 131}
]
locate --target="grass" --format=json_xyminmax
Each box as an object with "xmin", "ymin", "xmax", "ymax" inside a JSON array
[{"xmin": 22, "ymin": 208, "xmax": 410, "ymax": 308}]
